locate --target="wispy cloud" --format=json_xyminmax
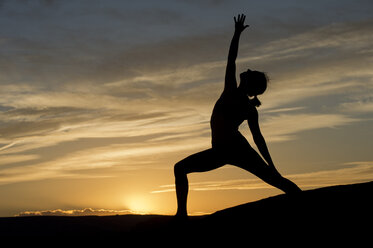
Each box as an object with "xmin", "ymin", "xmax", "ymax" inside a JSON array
[
  {"xmin": 0, "ymin": 154, "xmax": 39, "ymax": 165},
  {"xmin": 16, "ymin": 208, "xmax": 136, "ymax": 217},
  {"xmin": 339, "ymin": 97, "xmax": 373, "ymax": 113},
  {"xmin": 0, "ymin": 10, "xmax": 371, "ymax": 188},
  {"xmin": 259, "ymin": 113, "xmax": 358, "ymax": 142}
]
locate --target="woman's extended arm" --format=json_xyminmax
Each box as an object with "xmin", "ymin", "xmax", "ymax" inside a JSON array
[
  {"xmin": 247, "ymin": 108, "xmax": 276, "ymax": 169},
  {"xmin": 225, "ymin": 14, "xmax": 249, "ymax": 92}
]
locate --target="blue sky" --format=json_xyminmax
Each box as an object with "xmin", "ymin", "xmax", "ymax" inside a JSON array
[{"xmin": 0, "ymin": 0, "xmax": 372, "ymax": 216}]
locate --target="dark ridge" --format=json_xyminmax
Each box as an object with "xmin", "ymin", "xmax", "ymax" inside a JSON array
[{"xmin": 1, "ymin": 181, "xmax": 371, "ymax": 243}]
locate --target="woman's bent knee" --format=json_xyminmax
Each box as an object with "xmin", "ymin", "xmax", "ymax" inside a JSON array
[{"xmin": 174, "ymin": 161, "xmax": 186, "ymax": 177}]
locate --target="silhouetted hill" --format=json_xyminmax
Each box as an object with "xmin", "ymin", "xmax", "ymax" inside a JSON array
[
  {"xmin": 0, "ymin": 181, "xmax": 371, "ymax": 242},
  {"xmin": 198, "ymin": 181, "xmax": 372, "ymax": 238}
]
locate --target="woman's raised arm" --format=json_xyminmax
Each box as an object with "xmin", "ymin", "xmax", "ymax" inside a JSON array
[{"xmin": 224, "ymin": 14, "xmax": 249, "ymax": 92}]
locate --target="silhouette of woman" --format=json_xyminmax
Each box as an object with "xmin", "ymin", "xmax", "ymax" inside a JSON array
[{"xmin": 174, "ymin": 14, "xmax": 301, "ymax": 217}]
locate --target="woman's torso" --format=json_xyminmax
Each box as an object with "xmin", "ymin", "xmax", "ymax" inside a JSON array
[{"xmin": 210, "ymin": 88, "xmax": 255, "ymax": 147}]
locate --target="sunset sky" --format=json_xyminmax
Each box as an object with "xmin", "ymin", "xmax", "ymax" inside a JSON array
[{"xmin": 0, "ymin": 0, "xmax": 372, "ymax": 216}]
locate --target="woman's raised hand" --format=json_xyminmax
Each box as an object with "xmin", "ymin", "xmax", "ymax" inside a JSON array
[{"xmin": 234, "ymin": 14, "xmax": 249, "ymax": 33}]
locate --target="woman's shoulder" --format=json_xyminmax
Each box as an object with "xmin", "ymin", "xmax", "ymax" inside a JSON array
[{"xmin": 221, "ymin": 87, "xmax": 239, "ymax": 96}]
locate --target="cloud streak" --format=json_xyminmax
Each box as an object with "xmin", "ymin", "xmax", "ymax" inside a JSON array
[
  {"xmin": 0, "ymin": 7, "xmax": 371, "ymax": 188},
  {"xmin": 259, "ymin": 113, "xmax": 358, "ymax": 142},
  {"xmin": 16, "ymin": 208, "xmax": 136, "ymax": 217}
]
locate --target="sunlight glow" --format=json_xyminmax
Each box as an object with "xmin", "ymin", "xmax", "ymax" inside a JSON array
[{"xmin": 124, "ymin": 195, "xmax": 153, "ymax": 215}]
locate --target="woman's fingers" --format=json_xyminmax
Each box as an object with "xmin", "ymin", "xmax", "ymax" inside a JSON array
[{"xmin": 235, "ymin": 14, "xmax": 246, "ymax": 24}]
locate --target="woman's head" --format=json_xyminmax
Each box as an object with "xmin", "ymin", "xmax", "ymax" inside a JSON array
[{"xmin": 239, "ymin": 69, "xmax": 268, "ymax": 107}]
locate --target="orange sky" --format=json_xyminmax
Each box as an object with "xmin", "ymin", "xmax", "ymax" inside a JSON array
[{"xmin": 0, "ymin": 0, "xmax": 373, "ymax": 216}]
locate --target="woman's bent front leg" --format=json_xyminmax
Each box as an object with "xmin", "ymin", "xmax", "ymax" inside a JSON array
[
  {"xmin": 174, "ymin": 148, "xmax": 226, "ymax": 217},
  {"xmin": 174, "ymin": 161, "xmax": 189, "ymax": 217}
]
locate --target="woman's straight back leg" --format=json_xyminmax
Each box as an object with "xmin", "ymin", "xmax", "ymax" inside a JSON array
[{"xmin": 231, "ymin": 148, "xmax": 301, "ymax": 194}]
